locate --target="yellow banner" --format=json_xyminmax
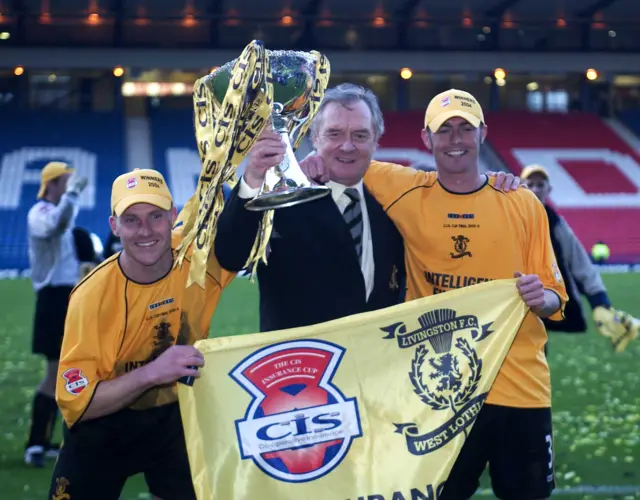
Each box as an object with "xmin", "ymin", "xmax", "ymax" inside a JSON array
[{"xmin": 178, "ymin": 279, "xmax": 527, "ymax": 499}]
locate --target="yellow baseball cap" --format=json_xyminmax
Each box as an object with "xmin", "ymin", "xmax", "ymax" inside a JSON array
[
  {"xmin": 520, "ymin": 164, "xmax": 550, "ymax": 181},
  {"xmin": 111, "ymin": 168, "xmax": 173, "ymax": 216},
  {"xmin": 424, "ymin": 89, "xmax": 485, "ymax": 132},
  {"xmin": 37, "ymin": 161, "xmax": 75, "ymax": 199}
]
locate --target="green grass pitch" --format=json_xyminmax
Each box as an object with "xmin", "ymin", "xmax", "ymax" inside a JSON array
[{"xmin": 0, "ymin": 274, "xmax": 638, "ymax": 499}]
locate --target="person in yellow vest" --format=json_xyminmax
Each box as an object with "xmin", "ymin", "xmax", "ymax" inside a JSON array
[
  {"xmin": 301, "ymin": 88, "xmax": 568, "ymax": 500},
  {"xmin": 48, "ymin": 169, "xmax": 235, "ymax": 500}
]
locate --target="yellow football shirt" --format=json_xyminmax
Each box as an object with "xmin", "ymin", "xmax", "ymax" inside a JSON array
[
  {"xmin": 364, "ymin": 161, "xmax": 568, "ymax": 408},
  {"xmin": 56, "ymin": 231, "xmax": 236, "ymax": 427}
]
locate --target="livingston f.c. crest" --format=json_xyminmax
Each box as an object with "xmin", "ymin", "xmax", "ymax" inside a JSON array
[
  {"xmin": 450, "ymin": 235, "xmax": 471, "ymax": 259},
  {"xmin": 381, "ymin": 308, "xmax": 493, "ymax": 455},
  {"xmin": 231, "ymin": 340, "xmax": 362, "ymax": 483}
]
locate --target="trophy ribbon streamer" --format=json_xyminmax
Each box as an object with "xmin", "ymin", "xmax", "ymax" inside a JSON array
[{"xmin": 175, "ymin": 40, "xmax": 273, "ymax": 288}]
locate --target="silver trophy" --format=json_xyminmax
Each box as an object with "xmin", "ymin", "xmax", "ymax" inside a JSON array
[{"xmin": 210, "ymin": 50, "xmax": 331, "ymax": 211}]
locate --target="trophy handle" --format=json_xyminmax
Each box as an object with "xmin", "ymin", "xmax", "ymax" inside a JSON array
[{"xmin": 243, "ymin": 102, "xmax": 330, "ymax": 212}]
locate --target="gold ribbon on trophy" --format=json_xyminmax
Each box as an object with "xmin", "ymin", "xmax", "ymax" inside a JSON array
[
  {"xmin": 175, "ymin": 40, "xmax": 331, "ymax": 288},
  {"xmin": 175, "ymin": 41, "xmax": 272, "ymax": 288}
]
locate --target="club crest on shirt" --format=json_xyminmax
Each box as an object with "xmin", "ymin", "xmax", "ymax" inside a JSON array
[
  {"xmin": 62, "ymin": 368, "xmax": 88, "ymax": 395},
  {"xmin": 450, "ymin": 234, "xmax": 472, "ymax": 259},
  {"xmin": 231, "ymin": 340, "xmax": 362, "ymax": 483},
  {"xmin": 381, "ymin": 308, "xmax": 494, "ymax": 456}
]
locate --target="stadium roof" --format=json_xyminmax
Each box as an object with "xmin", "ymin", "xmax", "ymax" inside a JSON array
[{"xmin": 1, "ymin": 0, "xmax": 639, "ymax": 51}]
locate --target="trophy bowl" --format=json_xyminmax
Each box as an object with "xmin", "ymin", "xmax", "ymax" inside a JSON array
[{"xmin": 208, "ymin": 50, "xmax": 331, "ymax": 211}]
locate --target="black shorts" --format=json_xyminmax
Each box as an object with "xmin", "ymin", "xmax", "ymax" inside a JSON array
[
  {"xmin": 48, "ymin": 402, "xmax": 196, "ymax": 500},
  {"xmin": 441, "ymin": 404, "xmax": 555, "ymax": 500},
  {"xmin": 32, "ymin": 285, "xmax": 74, "ymax": 360}
]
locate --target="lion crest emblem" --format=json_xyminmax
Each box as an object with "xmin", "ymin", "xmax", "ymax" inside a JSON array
[{"xmin": 381, "ymin": 308, "xmax": 493, "ymax": 455}]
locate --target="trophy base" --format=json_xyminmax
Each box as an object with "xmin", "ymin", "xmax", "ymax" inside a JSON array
[{"xmin": 244, "ymin": 184, "xmax": 331, "ymax": 211}]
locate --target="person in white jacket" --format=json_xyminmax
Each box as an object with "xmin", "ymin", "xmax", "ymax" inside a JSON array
[{"xmin": 25, "ymin": 161, "xmax": 87, "ymax": 467}]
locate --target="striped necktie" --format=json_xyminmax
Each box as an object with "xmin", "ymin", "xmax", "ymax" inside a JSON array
[{"xmin": 343, "ymin": 188, "xmax": 363, "ymax": 263}]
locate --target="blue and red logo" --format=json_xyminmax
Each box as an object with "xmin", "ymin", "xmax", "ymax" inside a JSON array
[{"xmin": 231, "ymin": 340, "xmax": 362, "ymax": 483}]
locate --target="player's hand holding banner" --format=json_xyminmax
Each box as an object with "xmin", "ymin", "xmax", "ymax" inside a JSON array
[{"xmin": 178, "ymin": 279, "xmax": 528, "ymax": 500}]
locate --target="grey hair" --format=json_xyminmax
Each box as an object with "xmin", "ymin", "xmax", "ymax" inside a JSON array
[{"xmin": 310, "ymin": 83, "xmax": 385, "ymax": 140}]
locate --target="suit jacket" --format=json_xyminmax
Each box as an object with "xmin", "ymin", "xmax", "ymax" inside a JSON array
[{"xmin": 214, "ymin": 183, "xmax": 406, "ymax": 332}]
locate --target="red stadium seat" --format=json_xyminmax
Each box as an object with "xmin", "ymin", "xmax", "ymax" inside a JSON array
[{"xmin": 485, "ymin": 111, "xmax": 640, "ymax": 263}]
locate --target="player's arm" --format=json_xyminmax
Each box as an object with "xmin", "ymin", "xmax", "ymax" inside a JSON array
[
  {"xmin": 555, "ymin": 218, "xmax": 610, "ymax": 308},
  {"xmin": 80, "ymin": 367, "xmax": 158, "ymax": 422},
  {"xmin": 535, "ymin": 289, "xmax": 562, "ymax": 318},
  {"xmin": 213, "ymin": 129, "xmax": 283, "ymax": 272},
  {"xmin": 81, "ymin": 344, "xmax": 203, "ymax": 422},
  {"xmin": 56, "ymin": 292, "xmax": 154, "ymax": 426},
  {"xmin": 524, "ymin": 193, "xmax": 568, "ymax": 320},
  {"xmin": 554, "ymin": 219, "xmax": 639, "ymax": 352},
  {"xmin": 56, "ymin": 291, "xmax": 113, "ymax": 428},
  {"xmin": 57, "ymin": 293, "xmax": 203, "ymax": 427},
  {"xmin": 213, "ymin": 179, "xmax": 263, "ymax": 272},
  {"xmin": 29, "ymin": 193, "xmax": 78, "ymax": 238},
  {"xmin": 363, "ymin": 161, "xmax": 435, "ymax": 211},
  {"xmin": 29, "ymin": 177, "xmax": 87, "ymax": 238},
  {"xmin": 207, "ymin": 245, "xmax": 238, "ymax": 288}
]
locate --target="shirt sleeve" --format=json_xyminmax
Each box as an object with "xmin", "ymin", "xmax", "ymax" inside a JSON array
[
  {"xmin": 56, "ymin": 290, "xmax": 109, "ymax": 428},
  {"xmin": 171, "ymin": 228, "xmax": 237, "ymax": 289},
  {"xmin": 28, "ymin": 194, "xmax": 78, "ymax": 239},
  {"xmin": 207, "ymin": 252, "xmax": 237, "ymax": 288},
  {"xmin": 363, "ymin": 161, "xmax": 436, "ymax": 211},
  {"xmin": 238, "ymin": 177, "xmax": 261, "ymax": 199},
  {"xmin": 555, "ymin": 218, "xmax": 609, "ymax": 304},
  {"xmin": 524, "ymin": 192, "xmax": 569, "ymax": 321}
]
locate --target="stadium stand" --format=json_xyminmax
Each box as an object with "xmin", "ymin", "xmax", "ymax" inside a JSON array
[
  {"xmin": 485, "ymin": 111, "xmax": 640, "ymax": 263},
  {"xmin": 376, "ymin": 111, "xmax": 500, "ymax": 171},
  {"xmin": 0, "ymin": 111, "xmax": 125, "ymax": 270},
  {"xmin": 2, "ymin": 107, "xmax": 640, "ymax": 271},
  {"xmin": 148, "ymin": 107, "xmax": 201, "ymax": 208},
  {"xmin": 618, "ymin": 109, "xmax": 640, "ymax": 139}
]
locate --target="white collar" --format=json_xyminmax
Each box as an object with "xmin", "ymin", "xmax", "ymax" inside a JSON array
[{"xmin": 326, "ymin": 179, "xmax": 364, "ymax": 204}]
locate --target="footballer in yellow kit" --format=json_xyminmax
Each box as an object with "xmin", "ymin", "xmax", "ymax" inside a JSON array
[
  {"xmin": 364, "ymin": 163, "xmax": 566, "ymax": 408},
  {"xmin": 49, "ymin": 169, "xmax": 234, "ymax": 500},
  {"xmin": 362, "ymin": 89, "xmax": 568, "ymax": 500}
]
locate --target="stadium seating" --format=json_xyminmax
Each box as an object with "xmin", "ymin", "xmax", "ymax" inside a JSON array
[
  {"xmin": 485, "ymin": 111, "xmax": 640, "ymax": 263},
  {"xmin": 148, "ymin": 108, "xmax": 201, "ymax": 208},
  {"xmin": 0, "ymin": 110, "xmax": 125, "ymax": 270},
  {"xmin": 618, "ymin": 109, "xmax": 640, "ymax": 140},
  {"xmin": 376, "ymin": 111, "xmax": 432, "ymax": 165},
  {"xmin": 2, "ymin": 108, "xmax": 639, "ymax": 272}
]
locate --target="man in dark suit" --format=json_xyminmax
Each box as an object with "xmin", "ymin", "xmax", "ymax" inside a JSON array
[{"xmin": 215, "ymin": 83, "xmax": 406, "ymax": 332}]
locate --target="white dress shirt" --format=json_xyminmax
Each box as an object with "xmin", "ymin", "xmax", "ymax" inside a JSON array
[
  {"xmin": 27, "ymin": 194, "xmax": 80, "ymax": 291},
  {"xmin": 238, "ymin": 178, "xmax": 375, "ymax": 299}
]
